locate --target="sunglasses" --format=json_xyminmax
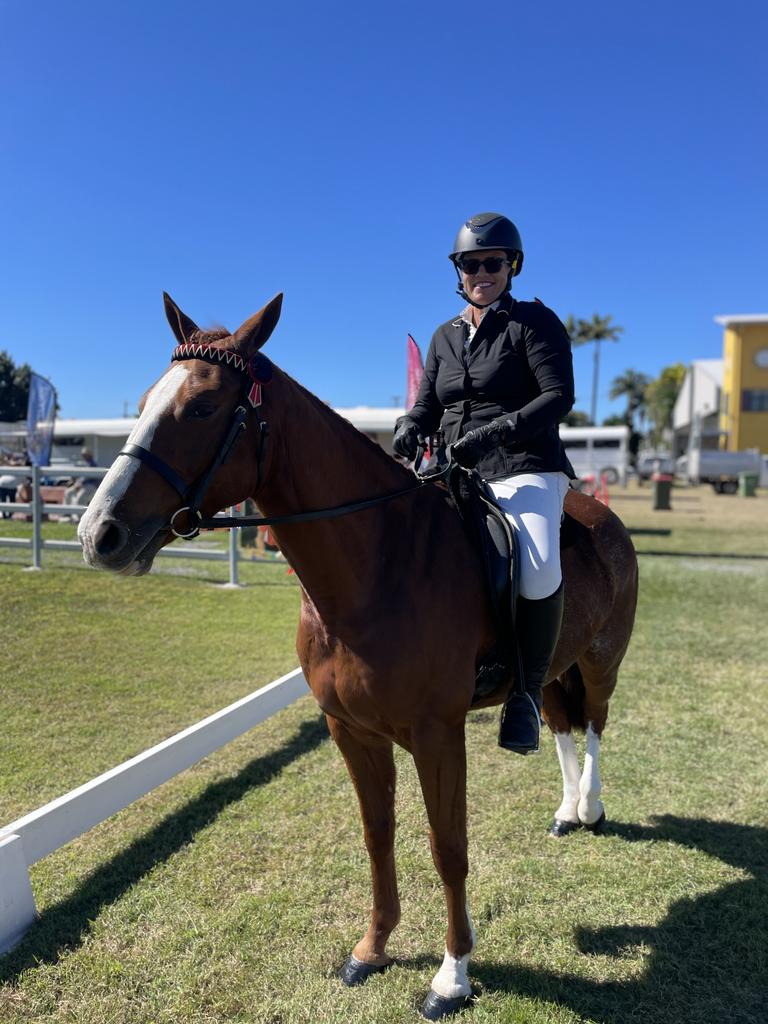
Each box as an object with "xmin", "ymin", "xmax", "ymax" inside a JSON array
[{"xmin": 457, "ymin": 256, "xmax": 510, "ymax": 275}]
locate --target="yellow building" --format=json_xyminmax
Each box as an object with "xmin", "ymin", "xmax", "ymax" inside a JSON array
[{"xmin": 715, "ymin": 314, "xmax": 768, "ymax": 452}]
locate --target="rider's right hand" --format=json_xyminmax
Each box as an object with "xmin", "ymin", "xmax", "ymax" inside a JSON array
[{"xmin": 392, "ymin": 416, "xmax": 422, "ymax": 460}]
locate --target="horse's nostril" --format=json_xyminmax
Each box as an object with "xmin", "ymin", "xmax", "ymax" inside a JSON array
[{"xmin": 94, "ymin": 520, "xmax": 129, "ymax": 558}]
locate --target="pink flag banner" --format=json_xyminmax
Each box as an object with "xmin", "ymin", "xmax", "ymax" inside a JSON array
[{"xmin": 406, "ymin": 334, "xmax": 424, "ymax": 409}]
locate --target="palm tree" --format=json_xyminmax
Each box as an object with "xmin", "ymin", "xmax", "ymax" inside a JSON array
[
  {"xmin": 609, "ymin": 368, "xmax": 651, "ymax": 469},
  {"xmin": 565, "ymin": 314, "xmax": 623, "ymax": 426},
  {"xmin": 609, "ymin": 369, "xmax": 651, "ymax": 431}
]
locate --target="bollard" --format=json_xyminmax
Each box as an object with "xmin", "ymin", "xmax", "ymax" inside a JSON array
[
  {"xmin": 738, "ymin": 472, "xmax": 758, "ymax": 498},
  {"xmin": 651, "ymin": 473, "xmax": 673, "ymax": 510}
]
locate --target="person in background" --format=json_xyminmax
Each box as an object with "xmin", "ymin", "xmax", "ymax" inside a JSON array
[
  {"xmin": 393, "ymin": 212, "xmax": 575, "ymax": 755},
  {"xmin": 64, "ymin": 447, "xmax": 98, "ymax": 520},
  {"xmin": 0, "ymin": 458, "xmax": 17, "ymax": 517}
]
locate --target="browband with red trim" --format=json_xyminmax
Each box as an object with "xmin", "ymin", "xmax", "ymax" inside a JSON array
[{"xmin": 171, "ymin": 343, "xmax": 265, "ymax": 408}]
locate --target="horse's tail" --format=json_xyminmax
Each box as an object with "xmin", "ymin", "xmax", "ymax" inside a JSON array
[{"xmin": 551, "ymin": 662, "xmax": 587, "ymax": 732}]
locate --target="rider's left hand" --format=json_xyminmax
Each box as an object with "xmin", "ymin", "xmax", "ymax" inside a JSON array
[{"xmin": 451, "ymin": 421, "xmax": 511, "ymax": 469}]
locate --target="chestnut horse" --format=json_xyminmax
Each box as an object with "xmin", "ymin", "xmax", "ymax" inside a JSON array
[{"xmin": 78, "ymin": 294, "xmax": 637, "ymax": 1020}]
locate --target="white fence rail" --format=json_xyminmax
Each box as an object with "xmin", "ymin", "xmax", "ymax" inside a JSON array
[
  {"xmin": 0, "ymin": 464, "xmax": 274, "ymax": 583},
  {"xmin": 0, "ymin": 667, "xmax": 310, "ymax": 955}
]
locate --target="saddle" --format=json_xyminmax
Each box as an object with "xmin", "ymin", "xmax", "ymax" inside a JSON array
[{"xmin": 419, "ymin": 446, "xmax": 523, "ymax": 702}]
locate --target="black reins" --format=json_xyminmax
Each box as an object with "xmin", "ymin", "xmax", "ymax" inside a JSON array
[
  {"xmin": 196, "ymin": 480, "xmax": 425, "ymax": 532},
  {"xmin": 116, "ymin": 343, "xmax": 426, "ymax": 540}
]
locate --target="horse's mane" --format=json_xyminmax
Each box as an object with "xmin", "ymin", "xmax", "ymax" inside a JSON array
[
  {"xmin": 189, "ymin": 327, "xmax": 230, "ymax": 344},
  {"xmin": 278, "ymin": 370, "xmax": 415, "ymax": 483},
  {"xmin": 187, "ymin": 327, "xmax": 414, "ymax": 484}
]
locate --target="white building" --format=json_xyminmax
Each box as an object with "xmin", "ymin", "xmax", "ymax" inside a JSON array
[
  {"xmin": 47, "ymin": 409, "xmax": 403, "ymax": 466},
  {"xmin": 671, "ymin": 359, "xmax": 723, "ymax": 457}
]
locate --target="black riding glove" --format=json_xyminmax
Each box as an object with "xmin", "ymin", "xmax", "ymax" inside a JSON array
[
  {"xmin": 451, "ymin": 419, "xmax": 514, "ymax": 470},
  {"xmin": 392, "ymin": 416, "xmax": 422, "ymax": 460}
]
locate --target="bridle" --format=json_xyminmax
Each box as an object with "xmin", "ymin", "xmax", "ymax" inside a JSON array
[
  {"xmin": 117, "ymin": 343, "xmax": 271, "ymax": 539},
  {"xmin": 117, "ymin": 343, "xmax": 424, "ymax": 540}
]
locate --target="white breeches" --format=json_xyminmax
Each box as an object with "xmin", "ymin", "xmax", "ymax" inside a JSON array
[{"xmin": 486, "ymin": 472, "xmax": 570, "ymax": 600}]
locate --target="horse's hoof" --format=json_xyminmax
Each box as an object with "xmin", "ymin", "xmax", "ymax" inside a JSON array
[
  {"xmin": 580, "ymin": 810, "xmax": 606, "ymax": 834},
  {"xmin": 339, "ymin": 954, "xmax": 391, "ymax": 987},
  {"xmin": 420, "ymin": 989, "xmax": 473, "ymax": 1020},
  {"xmin": 549, "ymin": 817, "xmax": 581, "ymax": 837}
]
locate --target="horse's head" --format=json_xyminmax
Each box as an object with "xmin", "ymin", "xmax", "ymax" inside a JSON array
[{"xmin": 78, "ymin": 293, "xmax": 283, "ymax": 576}]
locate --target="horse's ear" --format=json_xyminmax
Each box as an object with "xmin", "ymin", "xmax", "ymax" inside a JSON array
[
  {"xmin": 163, "ymin": 292, "xmax": 200, "ymax": 346},
  {"xmin": 231, "ymin": 293, "xmax": 283, "ymax": 355}
]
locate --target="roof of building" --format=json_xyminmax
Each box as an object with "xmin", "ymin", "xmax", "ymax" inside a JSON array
[
  {"xmin": 690, "ymin": 358, "xmax": 723, "ymax": 382},
  {"xmin": 50, "ymin": 408, "xmax": 405, "ymax": 439},
  {"xmin": 714, "ymin": 314, "xmax": 768, "ymax": 326},
  {"xmin": 53, "ymin": 418, "xmax": 139, "ymax": 438}
]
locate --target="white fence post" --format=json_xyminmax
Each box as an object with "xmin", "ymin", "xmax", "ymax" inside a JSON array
[
  {"xmin": 0, "ymin": 835, "xmax": 37, "ymax": 955},
  {"xmin": 30, "ymin": 466, "xmax": 42, "ymax": 571},
  {"xmin": 228, "ymin": 505, "xmax": 239, "ymax": 586}
]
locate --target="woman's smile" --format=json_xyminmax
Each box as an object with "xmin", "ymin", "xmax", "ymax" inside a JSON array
[{"xmin": 460, "ymin": 248, "xmax": 510, "ymax": 306}]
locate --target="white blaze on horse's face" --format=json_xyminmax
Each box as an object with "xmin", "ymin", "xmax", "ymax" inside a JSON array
[{"xmin": 78, "ymin": 363, "xmax": 189, "ymax": 541}]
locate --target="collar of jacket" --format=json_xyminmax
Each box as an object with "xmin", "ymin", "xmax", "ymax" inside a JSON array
[
  {"xmin": 451, "ymin": 291, "xmax": 514, "ymax": 329},
  {"xmin": 450, "ymin": 293, "xmax": 515, "ymax": 359}
]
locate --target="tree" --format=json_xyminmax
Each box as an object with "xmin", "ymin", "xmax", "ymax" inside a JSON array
[
  {"xmin": 602, "ymin": 414, "xmax": 626, "ymax": 426},
  {"xmin": 0, "ymin": 351, "xmax": 32, "ymax": 421},
  {"xmin": 644, "ymin": 363, "xmax": 686, "ymax": 446},
  {"xmin": 562, "ymin": 409, "xmax": 593, "ymax": 427},
  {"xmin": 565, "ymin": 314, "xmax": 624, "ymax": 427},
  {"xmin": 609, "ymin": 369, "xmax": 651, "ymax": 427},
  {"xmin": 609, "ymin": 368, "xmax": 652, "ymax": 468}
]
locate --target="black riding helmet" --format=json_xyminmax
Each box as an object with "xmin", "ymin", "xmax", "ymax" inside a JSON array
[
  {"xmin": 450, "ymin": 212, "xmax": 524, "ymax": 274},
  {"xmin": 450, "ymin": 212, "xmax": 524, "ymax": 308}
]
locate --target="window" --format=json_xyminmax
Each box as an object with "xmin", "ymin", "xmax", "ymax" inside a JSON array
[
  {"xmin": 741, "ymin": 389, "xmax": 768, "ymax": 412},
  {"xmin": 594, "ymin": 439, "xmax": 621, "ymax": 449}
]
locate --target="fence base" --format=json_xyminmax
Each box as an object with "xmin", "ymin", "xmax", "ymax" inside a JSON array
[{"xmin": 0, "ymin": 834, "xmax": 37, "ymax": 954}]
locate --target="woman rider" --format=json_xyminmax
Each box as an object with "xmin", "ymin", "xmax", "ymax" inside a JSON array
[{"xmin": 393, "ymin": 212, "xmax": 575, "ymax": 755}]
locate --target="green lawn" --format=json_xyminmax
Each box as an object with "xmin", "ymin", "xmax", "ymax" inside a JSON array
[{"xmin": 1, "ymin": 485, "xmax": 766, "ymax": 1023}]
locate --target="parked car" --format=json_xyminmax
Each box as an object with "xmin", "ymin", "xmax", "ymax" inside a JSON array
[{"xmin": 636, "ymin": 452, "xmax": 675, "ymax": 480}]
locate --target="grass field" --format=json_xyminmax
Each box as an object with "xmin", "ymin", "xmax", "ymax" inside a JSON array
[{"xmin": 1, "ymin": 483, "xmax": 766, "ymax": 1023}]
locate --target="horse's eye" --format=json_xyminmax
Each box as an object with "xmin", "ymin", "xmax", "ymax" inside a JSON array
[{"xmin": 186, "ymin": 402, "xmax": 216, "ymax": 420}]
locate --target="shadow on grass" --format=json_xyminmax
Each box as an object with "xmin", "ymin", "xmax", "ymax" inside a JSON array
[
  {"xmin": 474, "ymin": 815, "xmax": 768, "ymax": 1024},
  {"xmin": 611, "ymin": 494, "xmax": 703, "ymax": 503},
  {"xmin": 0, "ymin": 714, "xmax": 329, "ymax": 983},
  {"xmin": 636, "ymin": 550, "xmax": 768, "ymax": 560}
]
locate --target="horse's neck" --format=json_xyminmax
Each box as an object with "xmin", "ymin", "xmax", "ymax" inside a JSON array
[{"xmin": 255, "ymin": 372, "xmax": 414, "ymax": 618}]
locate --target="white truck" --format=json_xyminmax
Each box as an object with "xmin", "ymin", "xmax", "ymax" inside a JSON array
[{"xmin": 676, "ymin": 448, "xmax": 764, "ymax": 494}]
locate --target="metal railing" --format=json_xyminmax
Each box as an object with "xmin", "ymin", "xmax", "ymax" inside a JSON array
[{"xmin": 0, "ymin": 464, "xmax": 275, "ymax": 584}]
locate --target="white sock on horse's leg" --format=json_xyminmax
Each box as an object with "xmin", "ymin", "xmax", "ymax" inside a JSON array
[
  {"xmin": 578, "ymin": 723, "xmax": 604, "ymax": 826},
  {"xmin": 553, "ymin": 731, "xmax": 581, "ymax": 822},
  {"xmin": 430, "ymin": 903, "xmax": 475, "ymax": 1000}
]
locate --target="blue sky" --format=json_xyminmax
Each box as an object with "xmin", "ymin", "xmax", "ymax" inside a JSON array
[{"xmin": 1, "ymin": 1, "xmax": 766, "ymax": 422}]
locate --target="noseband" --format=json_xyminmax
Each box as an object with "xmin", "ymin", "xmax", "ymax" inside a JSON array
[{"xmin": 117, "ymin": 343, "xmax": 271, "ymax": 539}]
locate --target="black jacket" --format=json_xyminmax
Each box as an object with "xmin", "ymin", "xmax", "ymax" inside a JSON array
[{"xmin": 408, "ymin": 294, "xmax": 576, "ymax": 481}]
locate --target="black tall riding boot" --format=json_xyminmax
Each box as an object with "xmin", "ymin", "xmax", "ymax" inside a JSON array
[{"xmin": 498, "ymin": 582, "xmax": 564, "ymax": 755}]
